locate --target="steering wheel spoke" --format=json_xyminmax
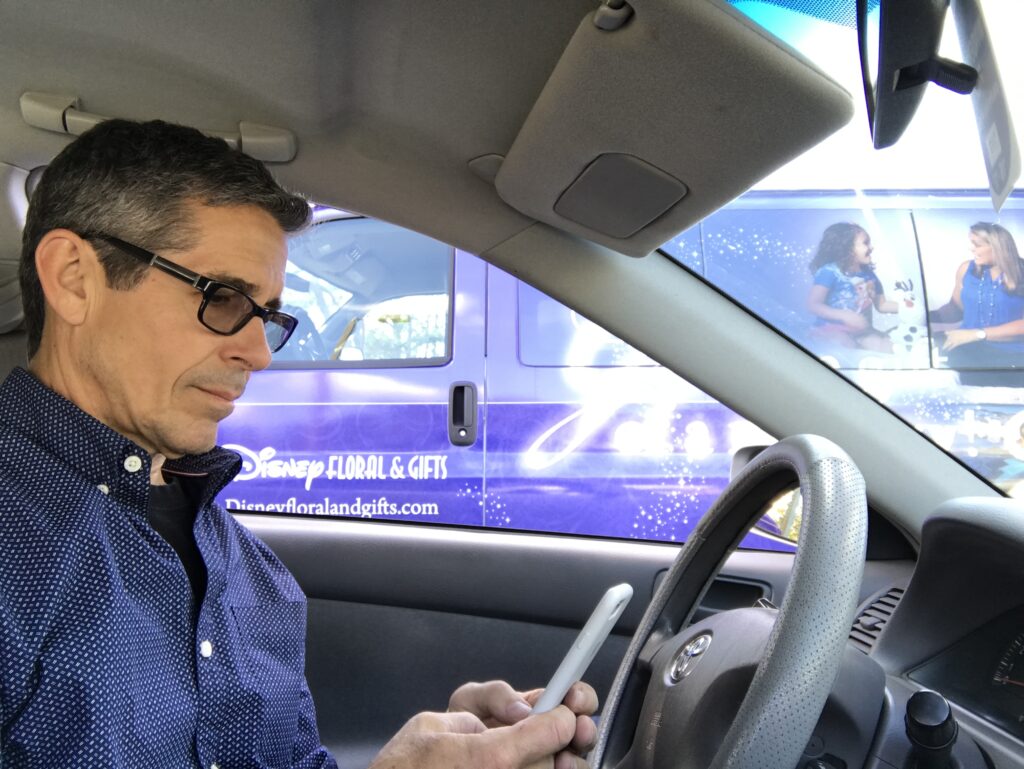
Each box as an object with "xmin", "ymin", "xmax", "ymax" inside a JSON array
[{"xmin": 637, "ymin": 624, "xmax": 675, "ymax": 669}]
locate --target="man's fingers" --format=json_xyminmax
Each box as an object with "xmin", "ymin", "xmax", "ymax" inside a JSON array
[
  {"xmin": 444, "ymin": 711, "xmax": 490, "ymax": 736},
  {"xmin": 372, "ymin": 707, "xmax": 581, "ymax": 769},
  {"xmin": 408, "ymin": 710, "xmax": 488, "ymax": 736},
  {"xmin": 444, "ymin": 679, "xmax": 596, "ymax": 766},
  {"xmin": 368, "ymin": 711, "xmax": 490, "ymax": 769},
  {"xmin": 521, "ymin": 687, "xmax": 544, "ymax": 707},
  {"xmin": 570, "ymin": 713, "xmax": 598, "ymax": 754},
  {"xmin": 555, "ymin": 750, "xmax": 591, "ymax": 769},
  {"xmin": 524, "ymin": 682, "xmax": 598, "ymax": 716},
  {"xmin": 449, "ymin": 680, "xmax": 532, "ymax": 725},
  {"xmin": 479, "ymin": 705, "xmax": 577, "ymax": 767},
  {"xmin": 562, "ymin": 682, "xmax": 598, "ymax": 716}
]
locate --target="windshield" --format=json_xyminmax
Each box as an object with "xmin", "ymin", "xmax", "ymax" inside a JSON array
[{"xmin": 659, "ymin": 0, "xmax": 1024, "ymax": 497}]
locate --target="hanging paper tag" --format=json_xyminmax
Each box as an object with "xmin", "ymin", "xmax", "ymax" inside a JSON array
[{"xmin": 950, "ymin": 0, "xmax": 1020, "ymax": 212}]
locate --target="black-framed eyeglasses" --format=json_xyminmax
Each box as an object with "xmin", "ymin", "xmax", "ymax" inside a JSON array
[{"xmin": 85, "ymin": 234, "xmax": 297, "ymax": 353}]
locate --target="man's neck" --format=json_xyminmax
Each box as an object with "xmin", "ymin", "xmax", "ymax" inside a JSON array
[
  {"xmin": 29, "ymin": 350, "xmax": 168, "ymax": 480},
  {"xmin": 150, "ymin": 453, "xmax": 168, "ymax": 485}
]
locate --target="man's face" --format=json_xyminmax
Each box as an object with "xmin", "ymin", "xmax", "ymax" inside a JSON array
[{"xmin": 79, "ymin": 203, "xmax": 288, "ymax": 457}]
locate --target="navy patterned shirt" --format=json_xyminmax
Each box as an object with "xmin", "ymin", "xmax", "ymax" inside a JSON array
[{"xmin": 0, "ymin": 368, "xmax": 337, "ymax": 769}]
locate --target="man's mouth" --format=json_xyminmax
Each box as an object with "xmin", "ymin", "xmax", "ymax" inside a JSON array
[{"xmin": 196, "ymin": 386, "xmax": 243, "ymax": 404}]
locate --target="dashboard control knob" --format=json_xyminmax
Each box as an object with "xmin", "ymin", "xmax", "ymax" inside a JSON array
[{"xmin": 905, "ymin": 690, "xmax": 958, "ymax": 768}]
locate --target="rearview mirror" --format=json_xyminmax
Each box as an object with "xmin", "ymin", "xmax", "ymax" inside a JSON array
[{"xmin": 856, "ymin": 0, "xmax": 977, "ymax": 149}]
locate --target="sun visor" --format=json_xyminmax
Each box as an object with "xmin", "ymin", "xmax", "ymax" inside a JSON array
[
  {"xmin": 494, "ymin": 0, "xmax": 854, "ymax": 257},
  {"xmin": 0, "ymin": 162, "xmax": 29, "ymax": 334}
]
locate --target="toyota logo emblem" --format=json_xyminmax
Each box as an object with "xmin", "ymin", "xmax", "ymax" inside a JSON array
[{"xmin": 669, "ymin": 634, "xmax": 712, "ymax": 682}]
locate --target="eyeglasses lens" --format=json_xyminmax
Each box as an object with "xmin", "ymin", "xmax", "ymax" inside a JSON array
[
  {"xmin": 202, "ymin": 285, "xmax": 253, "ymax": 334},
  {"xmin": 264, "ymin": 319, "xmax": 292, "ymax": 353},
  {"xmin": 201, "ymin": 285, "xmax": 293, "ymax": 353}
]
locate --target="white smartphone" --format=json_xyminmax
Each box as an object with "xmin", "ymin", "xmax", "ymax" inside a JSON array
[{"xmin": 531, "ymin": 583, "xmax": 634, "ymax": 714}]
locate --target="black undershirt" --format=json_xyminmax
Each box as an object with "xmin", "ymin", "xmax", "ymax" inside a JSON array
[{"xmin": 147, "ymin": 477, "xmax": 207, "ymax": 602}]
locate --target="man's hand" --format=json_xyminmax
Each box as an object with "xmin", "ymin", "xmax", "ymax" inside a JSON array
[
  {"xmin": 448, "ymin": 679, "xmax": 599, "ymax": 765},
  {"xmin": 366, "ymin": 705, "xmax": 585, "ymax": 769}
]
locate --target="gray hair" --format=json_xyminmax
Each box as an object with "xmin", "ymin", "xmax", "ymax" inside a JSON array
[{"xmin": 20, "ymin": 119, "xmax": 311, "ymax": 358}]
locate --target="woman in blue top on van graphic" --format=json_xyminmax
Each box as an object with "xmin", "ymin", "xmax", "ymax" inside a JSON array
[
  {"xmin": 933, "ymin": 222, "xmax": 1024, "ymax": 385},
  {"xmin": 807, "ymin": 222, "xmax": 899, "ymax": 353}
]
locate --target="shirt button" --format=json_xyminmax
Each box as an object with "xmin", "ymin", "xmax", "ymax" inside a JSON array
[
  {"xmin": 210, "ymin": 764, "xmax": 220, "ymax": 769},
  {"xmin": 97, "ymin": 484, "xmax": 109, "ymax": 495},
  {"xmin": 199, "ymin": 640, "xmax": 214, "ymax": 658},
  {"xmin": 123, "ymin": 455, "xmax": 143, "ymax": 473}
]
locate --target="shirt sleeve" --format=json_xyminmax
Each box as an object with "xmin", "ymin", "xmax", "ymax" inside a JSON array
[
  {"xmin": 0, "ymin": 599, "xmax": 35, "ymax": 747},
  {"xmin": 291, "ymin": 679, "xmax": 339, "ymax": 769},
  {"xmin": 813, "ymin": 265, "xmax": 837, "ymax": 289}
]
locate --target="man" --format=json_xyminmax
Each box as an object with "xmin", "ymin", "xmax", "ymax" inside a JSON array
[{"xmin": 0, "ymin": 119, "xmax": 596, "ymax": 768}]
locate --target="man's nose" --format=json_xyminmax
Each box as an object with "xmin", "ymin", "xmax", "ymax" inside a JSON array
[{"xmin": 230, "ymin": 316, "xmax": 274, "ymax": 371}]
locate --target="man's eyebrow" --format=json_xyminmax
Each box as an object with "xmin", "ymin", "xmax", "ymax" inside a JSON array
[{"xmin": 207, "ymin": 272, "xmax": 283, "ymax": 310}]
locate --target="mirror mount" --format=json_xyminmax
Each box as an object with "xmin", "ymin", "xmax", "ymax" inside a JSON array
[{"xmin": 895, "ymin": 55, "xmax": 977, "ymax": 95}]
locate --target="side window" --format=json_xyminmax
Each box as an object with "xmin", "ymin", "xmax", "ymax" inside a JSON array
[
  {"xmin": 272, "ymin": 216, "xmax": 453, "ymax": 367},
  {"xmin": 225, "ymin": 214, "xmax": 788, "ymax": 551},
  {"xmin": 518, "ymin": 285, "xmax": 656, "ymax": 367}
]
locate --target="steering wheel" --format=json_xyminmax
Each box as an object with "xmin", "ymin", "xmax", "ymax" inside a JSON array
[{"xmin": 591, "ymin": 435, "xmax": 867, "ymax": 769}]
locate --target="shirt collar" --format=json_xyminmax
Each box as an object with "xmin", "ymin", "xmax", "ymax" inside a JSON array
[{"xmin": 0, "ymin": 367, "xmax": 241, "ymax": 504}]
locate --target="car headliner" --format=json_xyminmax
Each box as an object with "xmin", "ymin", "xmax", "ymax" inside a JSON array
[{"xmin": 0, "ymin": 0, "xmax": 1001, "ymax": 544}]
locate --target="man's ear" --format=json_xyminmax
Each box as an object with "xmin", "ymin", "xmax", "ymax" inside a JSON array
[{"xmin": 34, "ymin": 230, "xmax": 103, "ymax": 326}]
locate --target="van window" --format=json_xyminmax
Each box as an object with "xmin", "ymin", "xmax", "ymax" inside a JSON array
[
  {"xmin": 272, "ymin": 216, "xmax": 453, "ymax": 367},
  {"xmin": 342, "ymin": 293, "xmax": 450, "ymax": 362}
]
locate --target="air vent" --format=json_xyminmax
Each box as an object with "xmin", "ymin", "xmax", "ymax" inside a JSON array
[{"xmin": 849, "ymin": 587, "xmax": 905, "ymax": 654}]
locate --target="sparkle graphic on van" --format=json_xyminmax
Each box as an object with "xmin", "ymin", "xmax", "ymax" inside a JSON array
[{"xmin": 522, "ymin": 409, "xmax": 596, "ymax": 471}]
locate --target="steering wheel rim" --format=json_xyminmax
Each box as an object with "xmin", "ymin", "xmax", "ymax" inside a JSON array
[{"xmin": 592, "ymin": 434, "xmax": 867, "ymax": 769}]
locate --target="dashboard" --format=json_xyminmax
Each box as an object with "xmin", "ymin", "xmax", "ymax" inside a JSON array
[
  {"xmin": 867, "ymin": 497, "xmax": 1024, "ymax": 769},
  {"xmin": 910, "ymin": 605, "xmax": 1024, "ymax": 742}
]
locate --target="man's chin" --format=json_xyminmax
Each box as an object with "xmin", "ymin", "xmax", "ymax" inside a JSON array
[{"xmin": 158, "ymin": 427, "xmax": 220, "ymax": 459}]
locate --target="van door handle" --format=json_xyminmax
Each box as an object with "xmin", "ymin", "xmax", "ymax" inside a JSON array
[{"xmin": 448, "ymin": 381, "xmax": 478, "ymax": 447}]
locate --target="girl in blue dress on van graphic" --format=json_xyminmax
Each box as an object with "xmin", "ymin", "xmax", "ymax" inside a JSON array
[
  {"xmin": 932, "ymin": 222, "xmax": 1024, "ymax": 385},
  {"xmin": 807, "ymin": 222, "xmax": 899, "ymax": 353}
]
